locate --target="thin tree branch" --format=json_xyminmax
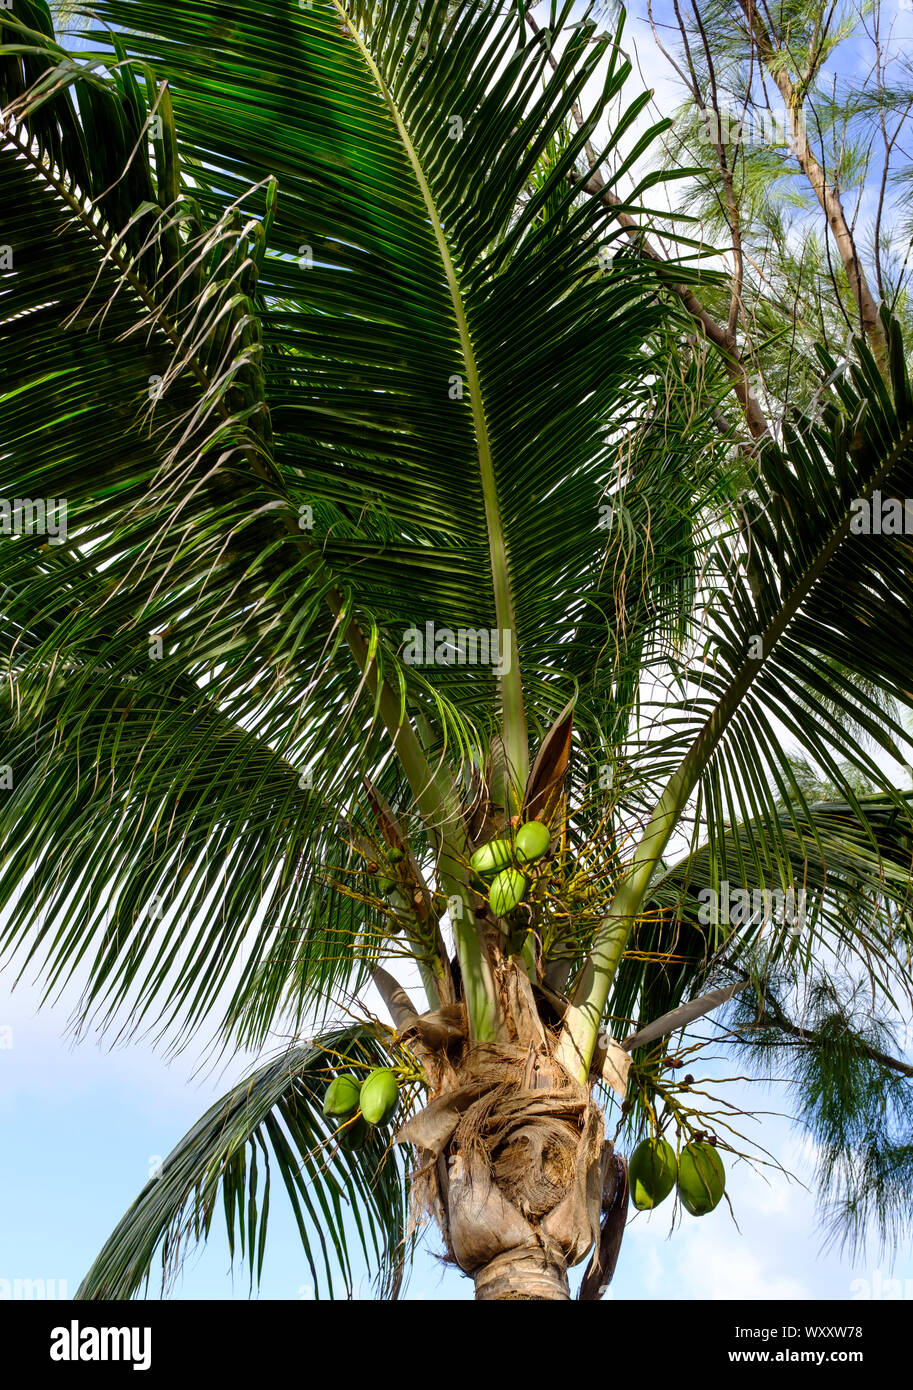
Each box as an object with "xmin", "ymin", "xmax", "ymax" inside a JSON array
[
  {"xmin": 523, "ymin": 8, "xmax": 769, "ymax": 441},
  {"xmin": 684, "ymin": 0, "xmax": 746, "ymax": 337},
  {"xmin": 750, "ymin": 993, "xmax": 913, "ymax": 1078},
  {"xmin": 736, "ymin": 0, "xmax": 888, "ymax": 365}
]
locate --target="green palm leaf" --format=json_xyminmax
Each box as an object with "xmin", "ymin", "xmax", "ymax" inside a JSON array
[
  {"xmin": 54, "ymin": 0, "xmax": 695, "ymax": 758},
  {"xmin": 76, "ymin": 1025, "xmax": 412, "ymax": 1299},
  {"xmin": 559, "ymin": 313, "xmax": 913, "ymax": 1075},
  {"xmin": 1, "ymin": 0, "xmax": 704, "ymax": 1045},
  {"xmin": 619, "ymin": 791, "xmax": 913, "ymax": 1040}
]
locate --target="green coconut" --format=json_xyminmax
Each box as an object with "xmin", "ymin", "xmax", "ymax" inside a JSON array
[
  {"xmin": 678, "ymin": 1141, "xmax": 726, "ymax": 1215},
  {"xmin": 469, "ymin": 838, "xmax": 514, "ymax": 880},
  {"xmin": 488, "ymin": 867, "xmax": 528, "ymax": 917},
  {"xmin": 338, "ymin": 1115, "xmax": 370, "ymax": 1151},
  {"xmin": 628, "ymin": 1137, "xmax": 678, "ymax": 1211},
  {"xmin": 515, "ymin": 819, "xmax": 551, "ymax": 865},
  {"xmin": 322, "ymin": 1074, "xmax": 361, "ymax": 1118},
  {"xmin": 359, "ymin": 1068, "xmax": 400, "ymax": 1125}
]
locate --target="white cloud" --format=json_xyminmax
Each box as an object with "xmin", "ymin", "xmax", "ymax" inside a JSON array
[
  {"xmin": 736, "ymin": 1162, "xmax": 805, "ymax": 1218},
  {"xmin": 680, "ymin": 1232, "xmax": 809, "ymax": 1300}
]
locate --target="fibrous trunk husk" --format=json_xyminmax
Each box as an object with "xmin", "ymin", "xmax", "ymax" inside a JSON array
[{"xmin": 397, "ymin": 1040, "xmax": 609, "ymax": 1300}]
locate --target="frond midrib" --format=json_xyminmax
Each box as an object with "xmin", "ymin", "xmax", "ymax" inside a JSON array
[{"xmin": 334, "ymin": 1, "xmax": 529, "ymax": 798}]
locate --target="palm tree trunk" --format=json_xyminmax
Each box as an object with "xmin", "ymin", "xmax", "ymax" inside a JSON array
[
  {"xmin": 473, "ymin": 1248, "xmax": 570, "ymax": 1300},
  {"xmin": 396, "ymin": 1028, "xmax": 610, "ymax": 1300}
]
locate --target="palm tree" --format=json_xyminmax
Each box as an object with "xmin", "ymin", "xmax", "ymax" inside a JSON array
[{"xmin": 2, "ymin": 0, "xmax": 912, "ymax": 1300}]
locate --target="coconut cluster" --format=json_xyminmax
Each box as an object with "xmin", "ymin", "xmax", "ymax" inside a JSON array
[
  {"xmin": 469, "ymin": 820, "xmax": 552, "ymax": 919},
  {"xmin": 628, "ymin": 1136, "xmax": 726, "ymax": 1216},
  {"xmin": 322, "ymin": 1068, "xmax": 401, "ymax": 1150}
]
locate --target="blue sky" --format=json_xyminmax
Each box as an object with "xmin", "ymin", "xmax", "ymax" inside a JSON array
[{"xmin": 3, "ymin": 966, "xmax": 912, "ymax": 1301}]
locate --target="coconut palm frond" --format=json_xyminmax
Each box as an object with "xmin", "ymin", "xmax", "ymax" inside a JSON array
[
  {"xmin": 559, "ymin": 313, "xmax": 913, "ymax": 1075},
  {"xmin": 77, "ymin": 1025, "xmax": 413, "ymax": 1300},
  {"xmin": 675, "ymin": 318, "xmax": 913, "ymax": 845},
  {"xmin": 610, "ymin": 791, "xmax": 913, "ymax": 1044},
  {"xmin": 0, "ymin": 0, "xmax": 709, "ymax": 1046},
  {"xmin": 66, "ymin": 0, "xmax": 712, "ymax": 747}
]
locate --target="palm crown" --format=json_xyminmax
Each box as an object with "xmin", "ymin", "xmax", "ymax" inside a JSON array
[{"xmin": 2, "ymin": 0, "xmax": 912, "ymax": 1299}]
